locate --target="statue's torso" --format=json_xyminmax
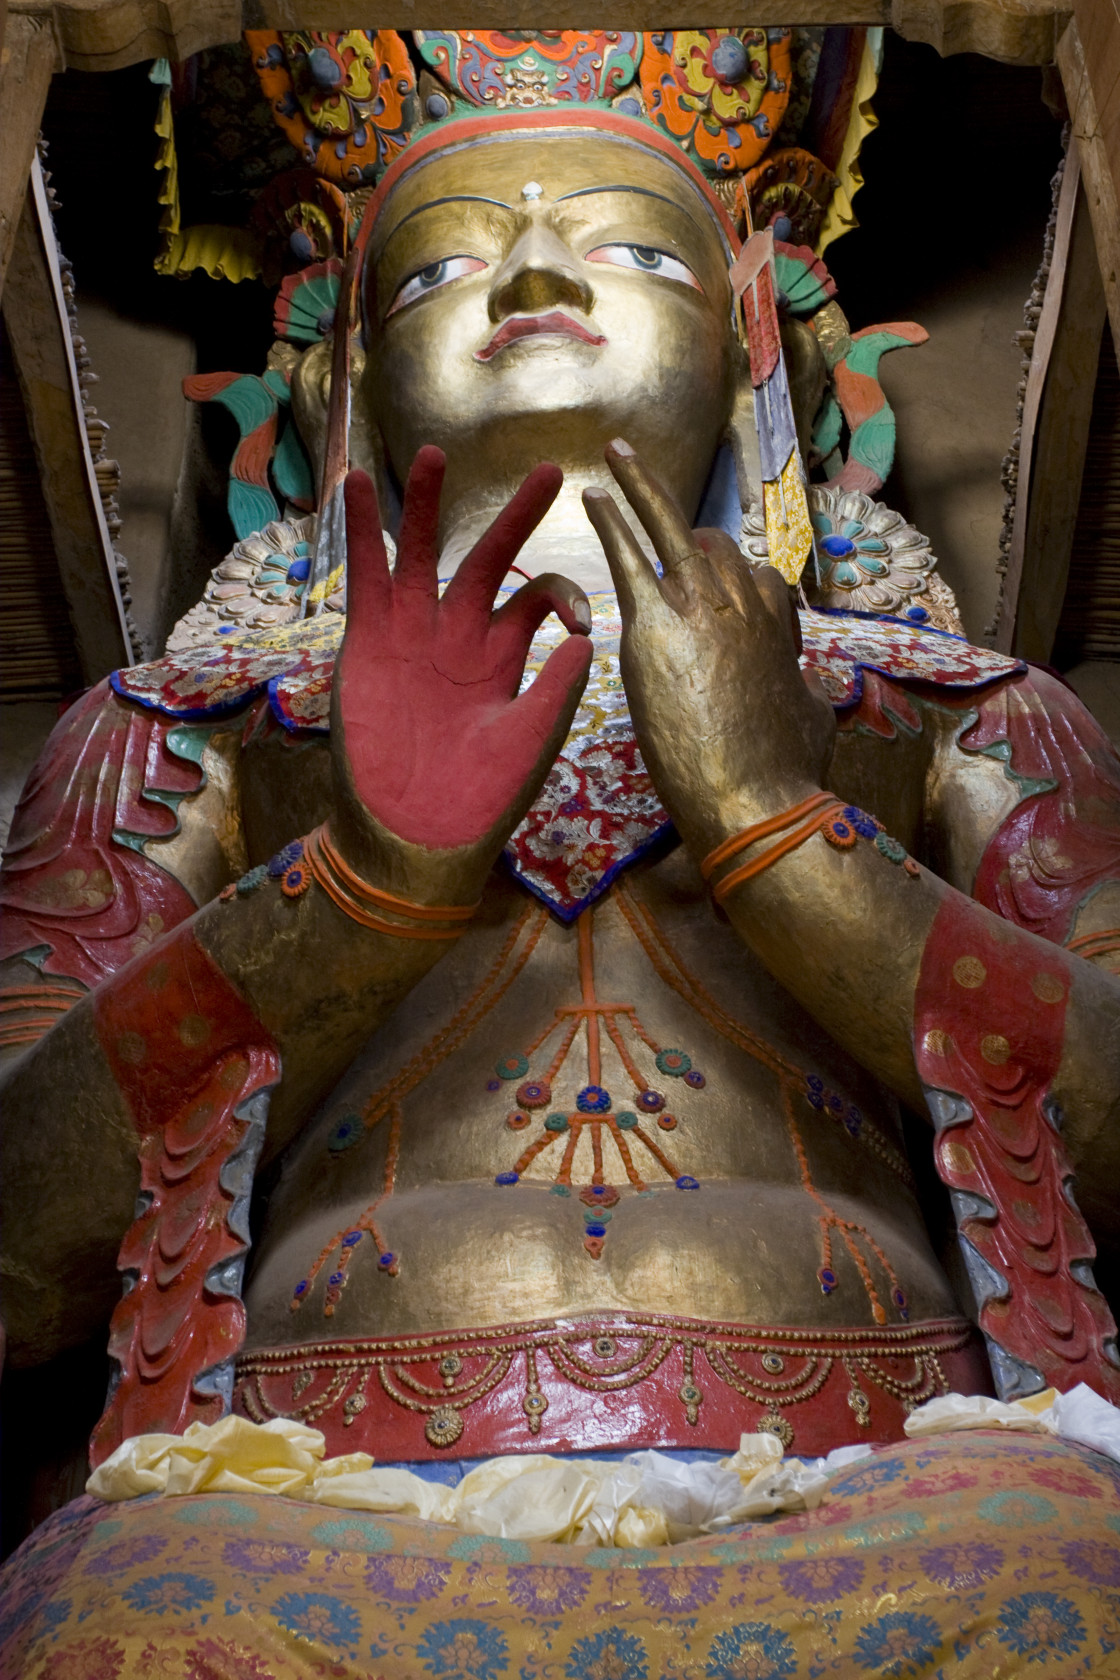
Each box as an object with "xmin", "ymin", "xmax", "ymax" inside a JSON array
[{"xmin": 241, "ymin": 722, "xmax": 961, "ymax": 1353}]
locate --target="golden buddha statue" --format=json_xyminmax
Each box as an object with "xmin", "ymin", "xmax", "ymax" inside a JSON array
[{"xmin": 1, "ymin": 28, "xmax": 1119, "ymax": 1677}]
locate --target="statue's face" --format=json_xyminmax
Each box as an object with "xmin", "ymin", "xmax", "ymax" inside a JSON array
[{"xmin": 362, "ymin": 132, "xmax": 739, "ymax": 520}]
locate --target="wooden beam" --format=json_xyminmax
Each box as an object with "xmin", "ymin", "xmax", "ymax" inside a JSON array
[
  {"xmin": 2, "ymin": 156, "xmax": 133, "ymax": 681},
  {"xmin": 1004, "ymin": 149, "xmax": 1106, "ymax": 661},
  {"xmin": 1060, "ymin": 13, "xmax": 1120, "ymax": 371},
  {"xmin": 0, "ymin": 11, "xmax": 57, "ymax": 308},
  {"xmin": 7, "ymin": 0, "xmax": 1070, "ymax": 73}
]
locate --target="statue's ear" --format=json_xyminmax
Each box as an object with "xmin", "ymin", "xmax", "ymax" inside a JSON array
[
  {"xmin": 780, "ymin": 316, "xmax": 828, "ymax": 461},
  {"xmin": 290, "ymin": 333, "xmax": 399, "ymax": 530},
  {"xmin": 725, "ymin": 337, "xmax": 762, "ymax": 523}
]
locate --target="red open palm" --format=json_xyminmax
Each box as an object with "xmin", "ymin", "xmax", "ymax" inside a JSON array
[{"xmin": 335, "ymin": 447, "xmax": 593, "ymax": 853}]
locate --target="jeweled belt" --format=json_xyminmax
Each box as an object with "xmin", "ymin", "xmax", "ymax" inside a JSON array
[{"xmin": 234, "ymin": 1312, "xmax": 989, "ymax": 1460}]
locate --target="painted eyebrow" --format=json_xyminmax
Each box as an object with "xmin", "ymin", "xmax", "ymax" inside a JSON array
[
  {"xmin": 379, "ymin": 194, "xmax": 515, "ymax": 254},
  {"xmin": 554, "ymin": 185, "xmax": 687, "ymax": 216}
]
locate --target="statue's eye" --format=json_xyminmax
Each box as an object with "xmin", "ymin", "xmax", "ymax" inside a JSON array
[
  {"xmin": 585, "ymin": 243, "xmax": 702, "ymax": 291},
  {"xmin": 386, "ymin": 255, "xmax": 488, "ymax": 317}
]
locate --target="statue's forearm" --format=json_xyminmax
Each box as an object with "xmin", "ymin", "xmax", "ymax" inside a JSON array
[
  {"xmin": 0, "ymin": 861, "xmax": 452, "ymax": 1365},
  {"xmin": 711, "ymin": 796, "xmax": 1120, "ymax": 1147}
]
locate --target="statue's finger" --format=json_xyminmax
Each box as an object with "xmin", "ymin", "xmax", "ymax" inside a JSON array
[
  {"xmin": 752, "ymin": 563, "xmax": 803, "ymax": 657},
  {"xmin": 343, "ymin": 470, "xmax": 391, "ymax": 624},
  {"xmin": 582, "ymin": 488, "xmax": 662, "ymax": 621},
  {"xmin": 491, "ymin": 573, "xmax": 592, "ymax": 679},
  {"xmin": 604, "ymin": 438, "xmax": 699, "ymax": 577},
  {"xmin": 392, "ymin": 444, "xmax": 446, "ymax": 602},
  {"xmin": 508, "ymin": 632, "xmax": 594, "ymax": 760},
  {"xmin": 444, "ymin": 463, "xmax": 563, "ymax": 619}
]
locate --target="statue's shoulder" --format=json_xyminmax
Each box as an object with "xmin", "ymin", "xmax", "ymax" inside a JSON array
[
  {"xmin": 797, "ymin": 608, "xmax": 1024, "ymax": 710},
  {"xmin": 113, "ymin": 614, "xmax": 341, "ymax": 737}
]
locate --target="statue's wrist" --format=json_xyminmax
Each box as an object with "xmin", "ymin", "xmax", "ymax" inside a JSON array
[
  {"xmin": 323, "ymin": 800, "xmax": 491, "ymax": 914},
  {"xmin": 683, "ymin": 779, "xmax": 824, "ymax": 865}
]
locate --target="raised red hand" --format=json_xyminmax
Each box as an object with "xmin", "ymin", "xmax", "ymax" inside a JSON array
[{"xmin": 333, "ymin": 446, "xmax": 593, "ymax": 871}]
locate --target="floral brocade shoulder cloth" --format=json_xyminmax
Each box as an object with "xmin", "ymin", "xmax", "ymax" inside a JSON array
[{"xmin": 112, "ymin": 597, "xmax": 1023, "ymax": 919}]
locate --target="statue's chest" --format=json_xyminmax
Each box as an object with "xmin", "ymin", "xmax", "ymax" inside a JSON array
[{"xmin": 268, "ymin": 849, "xmax": 912, "ymax": 1237}]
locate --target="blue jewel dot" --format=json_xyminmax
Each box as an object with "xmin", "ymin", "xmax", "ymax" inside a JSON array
[
  {"xmin": 576, "ymin": 1085, "xmax": 611, "ymax": 1114},
  {"xmin": 486, "ymin": 1079, "xmax": 501, "ymax": 1092},
  {"xmin": 828, "ymin": 1094, "xmax": 844, "ymax": 1112},
  {"xmin": 584, "ymin": 1222, "xmax": 607, "ymax": 1238},
  {"xmin": 820, "ymin": 534, "xmax": 857, "ymax": 559},
  {"xmin": 218, "ymin": 624, "xmax": 234, "ymax": 634},
  {"xmin": 684, "ymin": 1069, "xmax": 706, "ymax": 1089},
  {"xmin": 294, "ymin": 1280, "xmax": 308, "ymax": 1297},
  {"xmin": 676, "ymin": 1175, "xmax": 700, "ymax": 1190},
  {"xmin": 289, "ymin": 228, "xmax": 314, "ymax": 263},
  {"xmin": 807, "ymin": 1074, "xmax": 824, "ymax": 1091},
  {"xmin": 711, "ymin": 33, "xmax": 750, "ymax": 81},
  {"xmin": 906, "ymin": 605, "xmax": 929, "ymax": 622},
  {"xmin": 328, "ymin": 1272, "xmax": 344, "ymax": 1286},
  {"xmin": 342, "ymin": 1231, "xmax": 361, "ymax": 1247},
  {"xmin": 495, "ymin": 1171, "xmax": 519, "ymax": 1186},
  {"xmin": 286, "ymin": 557, "xmax": 311, "ymax": 584},
  {"xmin": 267, "ymin": 839, "xmax": 303, "ymax": 878},
  {"xmin": 807, "ymin": 1093, "xmax": 823, "ymax": 1109},
  {"xmin": 328, "ymin": 1115, "xmax": 361, "ymax": 1154},
  {"xmin": 308, "ymin": 45, "xmax": 343, "ymax": 87},
  {"xmin": 772, "ymin": 213, "xmax": 793, "ymax": 241},
  {"xmin": 316, "ymin": 309, "xmax": 335, "ymax": 338},
  {"xmin": 426, "ymin": 91, "xmax": 451, "ymax": 119},
  {"xmin": 378, "ymin": 1252, "xmax": 395, "ymax": 1268}
]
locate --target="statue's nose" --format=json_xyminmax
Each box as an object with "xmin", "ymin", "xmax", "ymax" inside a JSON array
[{"xmin": 488, "ymin": 225, "xmax": 593, "ymax": 323}]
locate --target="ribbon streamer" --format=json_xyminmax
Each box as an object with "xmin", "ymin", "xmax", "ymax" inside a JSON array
[{"xmin": 732, "ymin": 228, "xmax": 815, "ymax": 587}]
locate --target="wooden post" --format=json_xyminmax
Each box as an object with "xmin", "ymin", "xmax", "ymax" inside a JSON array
[
  {"xmin": 2, "ymin": 155, "xmax": 133, "ymax": 680},
  {"xmin": 0, "ymin": 11, "xmax": 58, "ymax": 308},
  {"xmin": 1060, "ymin": 11, "xmax": 1120, "ymax": 373},
  {"xmin": 991, "ymin": 140, "xmax": 1107, "ymax": 660}
]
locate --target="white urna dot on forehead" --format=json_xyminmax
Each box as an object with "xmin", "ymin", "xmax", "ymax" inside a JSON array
[{"xmin": 521, "ymin": 181, "xmax": 544, "ymax": 202}]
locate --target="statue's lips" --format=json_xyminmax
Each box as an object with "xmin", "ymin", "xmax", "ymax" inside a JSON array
[{"xmin": 475, "ymin": 312, "xmax": 607, "ymax": 363}]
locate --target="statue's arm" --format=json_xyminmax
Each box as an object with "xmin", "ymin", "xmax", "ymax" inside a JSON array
[
  {"xmin": 586, "ymin": 444, "xmax": 1120, "ymax": 1160},
  {"xmin": 921, "ymin": 663, "xmax": 1120, "ymax": 1242},
  {"xmin": 1, "ymin": 454, "xmax": 592, "ymax": 1367}
]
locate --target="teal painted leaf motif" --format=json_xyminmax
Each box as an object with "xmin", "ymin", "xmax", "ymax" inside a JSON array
[
  {"xmin": 273, "ymin": 416, "xmax": 314, "ymax": 504},
  {"xmin": 810, "ymin": 390, "xmax": 843, "ymax": 460},
  {"xmin": 842, "ymin": 330, "xmax": 922, "ymax": 380},
  {"xmin": 230, "ymin": 482, "xmax": 281, "ymax": 541},
  {"xmin": 849, "ymin": 408, "xmax": 897, "ymax": 485},
  {"xmin": 774, "ymin": 250, "xmax": 832, "ymax": 317},
  {"xmin": 276, "ymin": 269, "xmax": 341, "ymax": 346}
]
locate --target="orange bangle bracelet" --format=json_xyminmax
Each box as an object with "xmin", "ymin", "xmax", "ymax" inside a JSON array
[
  {"xmin": 305, "ymin": 825, "xmax": 478, "ymax": 940},
  {"xmin": 709, "ymin": 799, "xmax": 846, "ymax": 904},
  {"xmin": 701, "ymin": 791, "xmax": 838, "ymax": 882},
  {"xmin": 312, "ymin": 824, "xmax": 478, "ymax": 921}
]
